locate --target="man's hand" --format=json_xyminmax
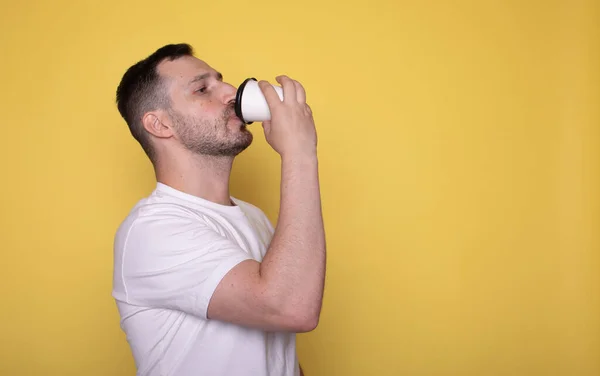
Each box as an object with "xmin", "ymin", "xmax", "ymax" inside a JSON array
[
  {"xmin": 207, "ymin": 74, "xmax": 326, "ymax": 334},
  {"xmin": 259, "ymin": 76, "xmax": 317, "ymax": 158}
]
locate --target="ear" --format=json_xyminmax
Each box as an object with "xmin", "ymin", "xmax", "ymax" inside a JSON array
[{"xmin": 142, "ymin": 111, "xmax": 174, "ymax": 139}]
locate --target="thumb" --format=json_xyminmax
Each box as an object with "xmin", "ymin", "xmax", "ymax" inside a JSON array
[{"xmin": 259, "ymin": 81, "xmax": 282, "ymax": 110}]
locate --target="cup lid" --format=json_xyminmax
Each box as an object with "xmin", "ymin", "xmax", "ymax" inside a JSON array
[{"xmin": 234, "ymin": 77, "xmax": 257, "ymax": 124}]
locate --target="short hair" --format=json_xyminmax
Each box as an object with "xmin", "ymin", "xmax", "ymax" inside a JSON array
[{"xmin": 115, "ymin": 43, "xmax": 194, "ymax": 162}]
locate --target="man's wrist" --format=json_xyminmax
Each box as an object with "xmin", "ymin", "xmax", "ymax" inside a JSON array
[{"xmin": 280, "ymin": 148, "xmax": 318, "ymax": 165}]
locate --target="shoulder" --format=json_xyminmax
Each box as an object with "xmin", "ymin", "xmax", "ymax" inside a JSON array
[
  {"xmin": 116, "ymin": 196, "xmax": 201, "ymax": 232},
  {"xmin": 114, "ymin": 195, "xmax": 216, "ymax": 256}
]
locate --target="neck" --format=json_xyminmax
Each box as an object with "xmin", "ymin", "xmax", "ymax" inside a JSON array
[{"xmin": 154, "ymin": 150, "xmax": 235, "ymax": 206}]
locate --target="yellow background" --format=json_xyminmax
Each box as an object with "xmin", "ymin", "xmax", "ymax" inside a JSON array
[{"xmin": 1, "ymin": 0, "xmax": 598, "ymax": 375}]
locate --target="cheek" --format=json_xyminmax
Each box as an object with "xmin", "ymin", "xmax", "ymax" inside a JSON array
[{"xmin": 197, "ymin": 99, "xmax": 223, "ymax": 116}]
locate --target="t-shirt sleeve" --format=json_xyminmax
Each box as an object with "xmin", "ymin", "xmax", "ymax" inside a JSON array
[{"xmin": 119, "ymin": 211, "xmax": 254, "ymax": 320}]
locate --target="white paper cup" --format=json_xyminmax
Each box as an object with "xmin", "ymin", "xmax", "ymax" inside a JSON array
[{"xmin": 235, "ymin": 78, "xmax": 284, "ymax": 124}]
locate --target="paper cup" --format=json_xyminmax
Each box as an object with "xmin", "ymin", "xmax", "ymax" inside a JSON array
[{"xmin": 235, "ymin": 78, "xmax": 284, "ymax": 124}]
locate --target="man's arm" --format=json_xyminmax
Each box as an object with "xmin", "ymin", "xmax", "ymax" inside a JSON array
[{"xmin": 207, "ymin": 75, "xmax": 326, "ymax": 332}]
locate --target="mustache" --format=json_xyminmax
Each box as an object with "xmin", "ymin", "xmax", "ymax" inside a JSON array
[{"xmin": 222, "ymin": 102, "xmax": 239, "ymax": 121}]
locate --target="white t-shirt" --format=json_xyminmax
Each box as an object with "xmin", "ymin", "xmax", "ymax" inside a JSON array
[{"xmin": 112, "ymin": 182, "xmax": 299, "ymax": 376}]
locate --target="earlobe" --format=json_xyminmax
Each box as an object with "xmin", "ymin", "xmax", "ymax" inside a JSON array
[{"xmin": 142, "ymin": 111, "xmax": 173, "ymax": 139}]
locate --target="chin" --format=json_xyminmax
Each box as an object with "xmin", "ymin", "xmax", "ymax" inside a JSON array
[
  {"xmin": 233, "ymin": 128, "xmax": 253, "ymax": 147},
  {"xmin": 227, "ymin": 137, "xmax": 253, "ymax": 156},
  {"xmin": 244, "ymin": 132, "xmax": 254, "ymax": 146}
]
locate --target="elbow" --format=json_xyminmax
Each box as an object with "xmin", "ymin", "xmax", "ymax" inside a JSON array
[
  {"xmin": 282, "ymin": 307, "xmax": 321, "ymax": 333},
  {"xmin": 266, "ymin": 289, "xmax": 323, "ymax": 332},
  {"xmin": 296, "ymin": 313, "xmax": 320, "ymax": 333}
]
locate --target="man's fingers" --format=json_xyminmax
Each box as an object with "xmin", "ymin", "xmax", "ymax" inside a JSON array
[
  {"xmin": 304, "ymin": 103, "xmax": 312, "ymax": 115},
  {"xmin": 258, "ymin": 80, "xmax": 283, "ymax": 110},
  {"xmin": 262, "ymin": 119, "xmax": 271, "ymax": 134},
  {"xmin": 293, "ymin": 80, "xmax": 306, "ymax": 103},
  {"xmin": 276, "ymin": 75, "xmax": 297, "ymax": 103}
]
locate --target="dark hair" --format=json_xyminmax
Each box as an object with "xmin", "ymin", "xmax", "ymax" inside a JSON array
[{"xmin": 115, "ymin": 43, "xmax": 194, "ymax": 162}]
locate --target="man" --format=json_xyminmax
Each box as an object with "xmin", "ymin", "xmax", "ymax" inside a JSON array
[{"xmin": 111, "ymin": 43, "xmax": 326, "ymax": 376}]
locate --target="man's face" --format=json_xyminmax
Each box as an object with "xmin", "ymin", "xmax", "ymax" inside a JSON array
[{"xmin": 157, "ymin": 55, "xmax": 252, "ymax": 157}]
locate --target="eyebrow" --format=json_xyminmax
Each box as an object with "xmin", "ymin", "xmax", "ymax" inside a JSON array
[{"xmin": 189, "ymin": 72, "xmax": 223, "ymax": 85}]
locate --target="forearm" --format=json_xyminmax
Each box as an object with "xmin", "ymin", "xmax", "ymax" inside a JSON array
[{"xmin": 259, "ymin": 151, "xmax": 326, "ymax": 329}]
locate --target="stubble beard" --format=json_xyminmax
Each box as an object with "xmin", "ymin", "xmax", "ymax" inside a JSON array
[{"xmin": 170, "ymin": 106, "xmax": 253, "ymax": 157}]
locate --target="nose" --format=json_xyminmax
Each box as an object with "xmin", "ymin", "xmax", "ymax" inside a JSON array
[{"xmin": 221, "ymin": 82, "xmax": 237, "ymax": 106}]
